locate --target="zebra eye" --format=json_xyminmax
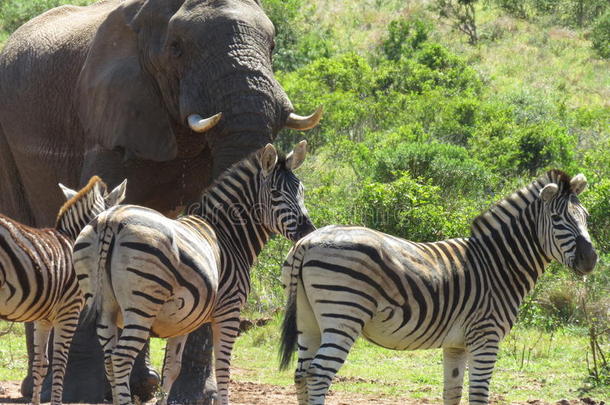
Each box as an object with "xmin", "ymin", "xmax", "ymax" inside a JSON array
[
  {"xmin": 271, "ymin": 190, "xmax": 282, "ymax": 198},
  {"xmin": 551, "ymin": 214, "xmax": 561, "ymax": 222}
]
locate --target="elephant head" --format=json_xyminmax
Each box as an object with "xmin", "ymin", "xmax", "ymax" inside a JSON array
[{"xmin": 77, "ymin": 0, "xmax": 321, "ymax": 177}]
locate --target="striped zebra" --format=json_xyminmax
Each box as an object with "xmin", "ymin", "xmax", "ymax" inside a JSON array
[
  {"xmin": 73, "ymin": 141, "xmax": 315, "ymax": 405},
  {"xmin": 0, "ymin": 176, "xmax": 127, "ymax": 405},
  {"xmin": 279, "ymin": 170, "xmax": 597, "ymax": 405}
]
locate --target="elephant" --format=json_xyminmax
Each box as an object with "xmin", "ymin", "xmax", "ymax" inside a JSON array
[{"xmin": 0, "ymin": 0, "xmax": 321, "ymax": 403}]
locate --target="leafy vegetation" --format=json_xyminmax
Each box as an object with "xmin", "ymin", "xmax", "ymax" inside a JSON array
[
  {"xmin": 591, "ymin": 10, "xmax": 610, "ymax": 58},
  {"xmin": 0, "ymin": 0, "xmax": 608, "ymax": 401}
]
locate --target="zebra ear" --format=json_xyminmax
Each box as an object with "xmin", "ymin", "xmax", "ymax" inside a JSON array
[
  {"xmin": 570, "ymin": 174, "xmax": 587, "ymax": 195},
  {"xmin": 540, "ymin": 183, "xmax": 559, "ymax": 202},
  {"xmin": 286, "ymin": 140, "xmax": 307, "ymax": 171},
  {"xmin": 58, "ymin": 183, "xmax": 78, "ymax": 201},
  {"xmin": 260, "ymin": 143, "xmax": 278, "ymax": 177},
  {"xmin": 105, "ymin": 179, "xmax": 128, "ymax": 207}
]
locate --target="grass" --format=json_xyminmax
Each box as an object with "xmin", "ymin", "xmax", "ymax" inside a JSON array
[
  {"xmin": 451, "ymin": 7, "xmax": 610, "ymax": 111},
  {"xmin": 3, "ymin": 317, "xmax": 608, "ymax": 403},
  {"xmin": 0, "ymin": 321, "xmax": 27, "ymax": 382},
  {"xmin": 230, "ymin": 317, "xmax": 610, "ymax": 403}
]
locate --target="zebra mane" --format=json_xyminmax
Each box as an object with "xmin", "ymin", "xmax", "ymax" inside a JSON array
[
  {"xmin": 55, "ymin": 176, "xmax": 105, "ymax": 228},
  {"xmin": 470, "ymin": 169, "xmax": 572, "ymax": 236},
  {"xmin": 200, "ymin": 146, "xmax": 288, "ymax": 196}
]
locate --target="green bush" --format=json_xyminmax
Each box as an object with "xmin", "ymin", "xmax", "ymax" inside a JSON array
[
  {"xmin": 490, "ymin": 0, "xmax": 530, "ymax": 19},
  {"xmin": 376, "ymin": 44, "xmax": 482, "ymax": 95},
  {"xmin": 591, "ymin": 10, "xmax": 610, "ymax": 58},
  {"xmin": 582, "ymin": 179, "xmax": 610, "ymax": 252},
  {"xmin": 381, "ymin": 17, "xmax": 431, "ymax": 61},
  {"xmin": 0, "ymin": 0, "xmax": 93, "ymax": 33},
  {"xmin": 468, "ymin": 98, "xmax": 577, "ymax": 176},
  {"xmin": 356, "ymin": 172, "xmax": 470, "ymax": 241},
  {"xmin": 361, "ymin": 140, "xmax": 496, "ymax": 198},
  {"xmin": 262, "ymin": 0, "xmax": 332, "ymax": 71}
]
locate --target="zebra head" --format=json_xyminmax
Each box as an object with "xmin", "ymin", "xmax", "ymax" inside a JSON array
[
  {"xmin": 56, "ymin": 177, "xmax": 128, "ymax": 239},
  {"xmin": 538, "ymin": 171, "xmax": 597, "ymax": 275},
  {"xmin": 258, "ymin": 141, "xmax": 315, "ymax": 242}
]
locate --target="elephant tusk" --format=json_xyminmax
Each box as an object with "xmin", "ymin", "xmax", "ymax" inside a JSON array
[
  {"xmin": 285, "ymin": 106, "xmax": 323, "ymax": 131},
  {"xmin": 188, "ymin": 112, "xmax": 223, "ymax": 133}
]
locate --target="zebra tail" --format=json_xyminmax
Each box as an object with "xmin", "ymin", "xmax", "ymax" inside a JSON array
[
  {"xmin": 81, "ymin": 230, "xmax": 114, "ymax": 326},
  {"xmin": 279, "ymin": 246, "xmax": 303, "ymax": 371},
  {"xmin": 279, "ymin": 286, "xmax": 297, "ymax": 371}
]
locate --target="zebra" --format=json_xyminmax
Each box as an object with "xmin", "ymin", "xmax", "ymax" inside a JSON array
[
  {"xmin": 279, "ymin": 169, "xmax": 597, "ymax": 405},
  {"xmin": 0, "ymin": 176, "xmax": 127, "ymax": 405},
  {"xmin": 72, "ymin": 141, "xmax": 315, "ymax": 405}
]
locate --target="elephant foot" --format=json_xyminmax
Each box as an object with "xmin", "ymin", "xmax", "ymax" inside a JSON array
[
  {"xmin": 128, "ymin": 362, "xmax": 161, "ymax": 403},
  {"xmin": 166, "ymin": 369, "xmax": 217, "ymax": 405},
  {"xmin": 20, "ymin": 373, "xmax": 33, "ymax": 399}
]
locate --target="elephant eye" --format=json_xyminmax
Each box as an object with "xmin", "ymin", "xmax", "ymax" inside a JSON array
[{"xmin": 169, "ymin": 40, "xmax": 182, "ymax": 58}]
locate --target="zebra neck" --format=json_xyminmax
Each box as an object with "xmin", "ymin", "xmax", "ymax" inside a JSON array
[
  {"xmin": 198, "ymin": 181, "xmax": 270, "ymax": 271},
  {"xmin": 471, "ymin": 201, "xmax": 551, "ymax": 323},
  {"xmin": 56, "ymin": 202, "xmax": 99, "ymax": 240}
]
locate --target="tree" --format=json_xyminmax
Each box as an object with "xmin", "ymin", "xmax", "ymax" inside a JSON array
[{"xmin": 433, "ymin": 0, "xmax": 479, "ymax": 45}]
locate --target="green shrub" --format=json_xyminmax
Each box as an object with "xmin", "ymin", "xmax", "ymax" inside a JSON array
[
  {"xmin": 356, "ymin": 172, "xmax": 469, "ymax": 241},
  {"xmin": 0, "ymin": 0, "xmax": 93, "ymax": 33},
  {"xmin": 514, "ymin": 122, "xmax": 576, "ymax": 175},
  {"xmin": 591, "ymin": 10, "xmax": 610, "ymax": 58},
  {"xmin": 469, "ymin": 99, "xmax": 577, "ymax": 176},
  {"xmin": 377, "ymin": 44, "xmax": 482, "ymax": 95},
  {"xmin": 381, "ymin": 17, "xmax": 431, "ymax": 61},
  {"xmin": 363, "ymin": 140, "xmax": 496, "ymax": 198},
  {"xmin": 490, "ymin": 0, "xmax": 530, "ymax": 19},
  {"xmin": 582, "ymin": 179, "xmax": 610, "ymax": 252},
  {"xmin": 262, "ymin": 0, "xmax": 332, "ymax": 71}
]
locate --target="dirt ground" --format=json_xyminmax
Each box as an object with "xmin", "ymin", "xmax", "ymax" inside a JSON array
[
  {"xmin": 0, "ymin": 380, "xmax": 424, "ymax": 405},
  {"xmin": 0, "ymin": 380, "xmax": 605, "ymax": 405}
]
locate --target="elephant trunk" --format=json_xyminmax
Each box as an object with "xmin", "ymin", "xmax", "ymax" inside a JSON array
[{"xmin": 210, "ymin": 129, "xmax": 271, "ymax": 178}]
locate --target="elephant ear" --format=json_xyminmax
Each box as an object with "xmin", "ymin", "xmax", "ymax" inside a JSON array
[{"xmin": 76, "ymin": 0, "xmax": 177, "ymax": 162}]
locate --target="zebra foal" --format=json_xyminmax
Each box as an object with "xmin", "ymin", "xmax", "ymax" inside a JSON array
[
  {"xmin": 279, "ymin": 170, "xmax": 597, "ymax": 405},
  {"xmin": 73, "ymin": 142, "xmax": 315, "ymax": 405},
  {"xmin": 0, "ymin": 176, "xmax": 127, "ymax": 405}
]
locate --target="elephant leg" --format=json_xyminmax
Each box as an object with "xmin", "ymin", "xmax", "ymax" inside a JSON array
[
  {"xmin": 0, "ymin": 122, "xmax": 35, "ymax": 224},
  {"xmin": 167, "ymin": 324, "xmax": 217, "ymax": 405}
]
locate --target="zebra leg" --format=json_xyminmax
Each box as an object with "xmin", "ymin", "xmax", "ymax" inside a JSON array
[
  {"xmin": 212, "ymin": 312, "xmax": 241, "ymax": 405},
  {"xmin": 306, "ymin": 323, "xmax": 363, "ymax": 404},
  {"xmin": 96, "ymin": 313, "xmax": 120, "ymax": 405},
  {"xmin": 294, "ymin": 284, "xmax": 321, "ymax": 405},
  {"xmin": 157, "ymin": 334, "xmax": 188, "ymax": 405},
  {"xmin": 49, "ymin": 314, "xmax": 81, "ymax": 405},
  {"xmin": 31, "ymin": 321, "xmax": 52, "ymax": 405},
  {"xmin": 442, "ymin": 347, "xmax": 467, "ymax": 405},
  {"xmin": 111, "ymin": 320, "xmax": 155, "ymax": 405},
  {"xmin": 467, "ymin": 345, "xmax": 499, "ymax": 404}
]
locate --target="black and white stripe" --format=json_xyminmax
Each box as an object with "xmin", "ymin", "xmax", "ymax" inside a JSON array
[
  {"xmin": 73, "ymin": 142, "xmax": 314, "ymax": 405},
  {"xmin": 279, "ymin": 170, "xmax": 597, "ymax": 405},
  {"xmin": 0, "ymin": 176, "xmax": 126, "ymax": 405}
]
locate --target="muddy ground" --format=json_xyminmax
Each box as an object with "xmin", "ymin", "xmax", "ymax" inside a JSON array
[{"xmin": 0, "ymin": 380, "xmax": 604, "ymax": 405}]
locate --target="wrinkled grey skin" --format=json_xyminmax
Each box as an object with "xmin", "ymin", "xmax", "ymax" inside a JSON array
[{"xmin": 0, "ymin": 0, "xmax": 308, "ymax": 403}]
